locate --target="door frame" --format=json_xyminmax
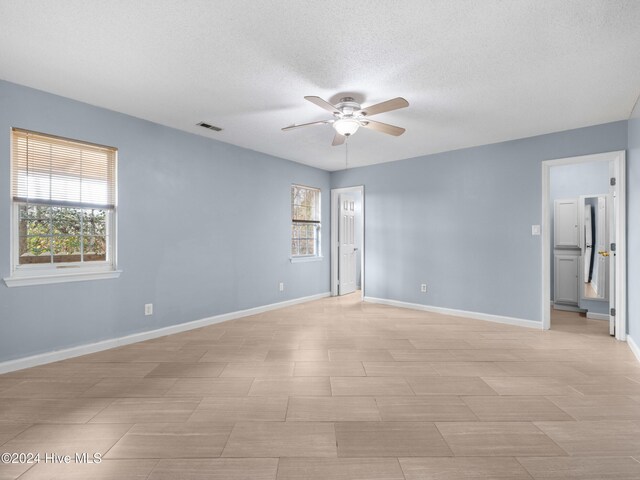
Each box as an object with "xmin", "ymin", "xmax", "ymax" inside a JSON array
[
  {"xmin": 541, "ymin": 151, "xmax": 626, "ymax": 340},
  {"xmin": 331, "ymin": 186, "xmax": 364, "ymax": 299}
]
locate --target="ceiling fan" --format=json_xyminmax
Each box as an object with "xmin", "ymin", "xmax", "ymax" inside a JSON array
[{"xmin": 282, "ymin": 95, "xmax": 409, "ymax": 146}]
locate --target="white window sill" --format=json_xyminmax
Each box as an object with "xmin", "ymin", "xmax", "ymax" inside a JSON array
[
  {"xmin": 3, "ymin": 269, "xmax": 122, "ymax": 287},
  {"xmin": 290, "ymin": 256, "xmax": 323, "ymax": 263}
]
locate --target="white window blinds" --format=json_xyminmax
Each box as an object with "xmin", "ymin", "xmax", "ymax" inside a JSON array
[{"xmin": 11, "ymin": 128, "xmax": 116, "ymax": 208}]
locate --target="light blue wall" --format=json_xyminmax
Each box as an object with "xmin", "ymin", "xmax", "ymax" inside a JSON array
[
  {"xmin": 0, "ymin": 80, "xmax": 331, "ymax": 363},
  {"xmin": 549, "ymin": 161, "xmax": 610, "ymax": 314},
  {"xmin": 331, "ymin": 122, "xmax": 627, "ymax": 322},
  {"xmin": 628, "ymin": 100, "xmax": 640, "ymax": 338}
]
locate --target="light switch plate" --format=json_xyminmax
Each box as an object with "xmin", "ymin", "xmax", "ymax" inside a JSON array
[{"xmin": 531, "ymin": 225, "xmax": 541, "ymax": 236}]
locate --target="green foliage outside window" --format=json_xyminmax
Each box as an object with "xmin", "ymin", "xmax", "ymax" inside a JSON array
[{"xmin": 18, "ymin": 204, "xmax": 107, "ymax": 264}]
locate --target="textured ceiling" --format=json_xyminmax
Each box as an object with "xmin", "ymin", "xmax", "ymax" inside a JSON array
[{"xmin": 1, "ymin": 0, "xmax": 640, "ymax": 171}]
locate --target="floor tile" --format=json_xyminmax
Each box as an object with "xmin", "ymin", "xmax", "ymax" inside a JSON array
[
  {"xmin": 294, "ymin": 362, "xmax": 366, "ymax": 376},
  {"xmin": 570, "ymin": 376, "xmax": 640, "ymax": 395},
  {"xmin": 363, "ymin": 362, "xmax": 438, "ymax": 376},
  {"xmin": 4, "ymin": 363, "xmax": 157, "ymax": 379},
  {"xmin": 277, "ymin": 457, "xmax": 404, "ymax": 480},
  {"xmin": 432, "ymin": 362, "xmax": 508, "ymax": 377},
  {"xmin": 199, "ymin": 348, "xmax": 268, "ymax": 363},
  {"xmin": 0, "ymin": 398, "xmax": 112, "ymax": 424},
  {"xmin": 220, "ymin": 362, "xmax": 294, "ymax": 377},
  {"xmin": 81, "ymin": 378, "xmax": 178, "ymax": 397},
  {"xmin": 0, "ymin": 378, "xmax": 99, "ymax": 399},
  {"xmin": 266, "ymin": 350, "xmax": 329, "ymax": 361},
  {"xmin": 436, "ymin": 422, "xmax": 566, "ymax": 456},
  {"xmin": 448, "ymin": 350, "xmax": 523, "ymax": 362},
  {"xmin": 105, "ymin": 423, "xmax": 233, "ymax": 458},
  {"xmin": 2, "ymin": 424, "xmax": 132, "ymax": 457},
  {"xmin": 546, "ymin": 394, "xmax": 640, "ymax": 420},
  {"xmin": 517, "ymin": 456, "xmax": 640, "ymax": 479},
  {"xmin": 408, "ymin": 340, "xmax": 474, "ymax": 350},
  {"xmin": 481, "ymin": 377, "xmax": 576, "ymax": 396},
  {"xmin": 399, "ymin": 457, "xmax": 533, "ymax": 480},
  {"xmin": 89, "ymin": 398, "xmax": 200, "ymax": 423},
  {"xmin": 0, "ymin": 463, "xmax": 34, "ymax": 480},
  {"xmin": 248, "ymin": 377, "xmax": 331, "ymax": 396},
  {"xmin": 407, "ymin": 376, "xmax": 498, "ymax": 395},
  {"xmin": 18, "ymin": 459, "xmax": 158, "ymax": 480},
  {"xmin": 462, "ymin": 396, "xmax": 573, "ymax": 421},
  {"xmin": 189, "ymin": 396, "xmax": 288, "ymax": 422},
  {"xmin": 535, "ymin": 420, "xmax": 640, "ymax": 455},
  {"xmin": 0, "ymin": 423, "xmax": 31, "ymax": 444},
  {"xmin": 77, "ymin": 346, "xmax": 207, "ymax": 363},
  {"xmin": 335, "ymin": 422, "xmax": 452, "ymax": 457},
  {"xmin": 222, "ymin": 421, "xmax": 337, "ymax": 457},
  {"xmin": 494, "ymin": 362, "xmax": 588, "ymax": 377},
  {"xmin": 329, "ymin": 350, "xmax": 395, "ymax": 362},
  {"xmin": 388, "ymin": 350, "xmax": 457, "ymax": 362},
  {"xmin": 376, "ymin": 396, "xmax": 478, "ymax": 421},
  {"xmin": 164, "ymin": 378, "xmax": 253, "ymax": 397},
  {"xmin": 331, "ymin": 377, "xmax": 414, "ymax": 396},
  {"xmin": 287, "ymin": 396, "xmax": 381, "ymax": 421},
  {"xmin": 145, "ymin": 362, "xmax": 225, "ymax": 378},
  {"xmin": 147, "ymin": 458, "xmax": 278, "ymax": 480}
]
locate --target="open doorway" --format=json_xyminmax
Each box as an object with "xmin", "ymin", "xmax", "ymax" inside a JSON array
[
  {"xmin": 542, "ymin": 151, "xmax": 626, "ymax": 340},
  {"xmin": 330, "ymin": 186, "xmax": 364, "ymax": 299}
]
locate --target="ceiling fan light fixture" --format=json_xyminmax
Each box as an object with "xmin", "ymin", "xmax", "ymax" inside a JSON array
[{"xmin": 333, "ymin": 118, "xmax": 360, "ymax": 136}]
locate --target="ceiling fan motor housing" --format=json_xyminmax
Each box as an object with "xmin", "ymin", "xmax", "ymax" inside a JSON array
[{"xmin": 336, "ymin": 97, "xmax": 361, "ymax": 116}]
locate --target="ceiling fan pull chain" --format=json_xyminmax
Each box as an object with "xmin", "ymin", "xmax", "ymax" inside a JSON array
[{"xmin": 345, "ymin": 138, "xmax": 349, "ymax": 170}]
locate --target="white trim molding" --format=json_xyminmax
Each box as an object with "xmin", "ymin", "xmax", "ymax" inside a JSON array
[
  {"xmin": 0, "ymin": 291, "xmax": 330, "ymax": 374},
  {"xmin": 4, "ymin": 269, "xmax": 122, "ymax": 287},
  {"xmin": 541, "ymin": 150, "xmax": 627, "ymax": 340},
  {"xmin": 586, "ymin": 312, "xmax": 610, "ymax": 321},
  {"xmin": 290, "ymin": 256, "xmax": 323, "ymax": 263},
  {"xmin": 364, "ymin": 296, "xmax": 542, "ymax": 330},
  {"xmin": 627, "ymin": 335, "xmax": 640, "ymax": 364}
]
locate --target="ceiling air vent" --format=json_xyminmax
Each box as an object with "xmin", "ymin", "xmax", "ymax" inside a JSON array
[{"xmin": 197, "ymin": 122, "xmax": 222, "ymax": 132}]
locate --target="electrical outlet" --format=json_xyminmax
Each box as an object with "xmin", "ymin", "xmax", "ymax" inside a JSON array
[
  {"xmin": 144, "ymin": 303, "xmax": 153, "ymax": 316},
  {"xmin": 279, "ymin": 282, "xmax": 284, "ymax": 292},
  {"xmin": 531, "ymin": 224, "xmax": 541, "ymax": 236},
  {"xmin": 421, "ymin": 284, "xmax": 427, "ymax": 293}
]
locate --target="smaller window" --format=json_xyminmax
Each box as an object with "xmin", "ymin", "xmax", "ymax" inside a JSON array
[{"xmin": 291, "ymin": 184, "xmax": 321, "ymax": 257}]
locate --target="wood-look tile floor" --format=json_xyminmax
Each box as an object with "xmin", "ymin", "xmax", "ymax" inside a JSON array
[{"xmin": 2, "ymin": 295, "xmax": 640, "ymax": 479}]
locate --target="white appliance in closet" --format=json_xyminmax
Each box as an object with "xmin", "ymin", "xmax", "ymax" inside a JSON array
[{"xmin": 553, "ymin": 199, "xmax": 580, "ymax": 307}]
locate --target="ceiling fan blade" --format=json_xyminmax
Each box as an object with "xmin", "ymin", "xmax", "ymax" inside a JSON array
[
  {"xmin": 282, "ymin": 120, "xmax": 331, "ymax": 131},
  {"xmin": 304, "ymin": 96, "xmax": 341, "ymax": 115},
  {"xmin": 360, "ymin": 97, "xmax": 409, "ymax": 117},
  {"xmin": 361, "ymin": 120, "xmax": 406, "ymax": 136},
  {"xmin": 332, "ymin": 132, "xmax": 346, "ymax": 146}
]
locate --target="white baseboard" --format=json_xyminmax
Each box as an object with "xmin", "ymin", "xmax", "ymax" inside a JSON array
[
  {"xmin": 0, "ymin": 292, "xmax": 330, "ymax": 374},
  {"xmin": 364, "ymin": 296, "xmax": 542, "ymax": 330},
  {"xmin": 628, "ymin": 335, "xmax": 640, "ymax": 364},
  {"xmin": 586, "ymin": 312, "xmax": 610, "ymax": 321}
]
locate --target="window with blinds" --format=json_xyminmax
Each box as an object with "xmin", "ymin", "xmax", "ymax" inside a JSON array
[
  {"xmin": 291, "ymin": 184, "xmax": 321, "ymax": 257},
  {"xmin": 10, "ymin": 128, "xmax": 117, "ymax": 269}
]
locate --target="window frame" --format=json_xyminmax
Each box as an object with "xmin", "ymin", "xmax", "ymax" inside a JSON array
[
  {"xmin": 4, "ymin": 129, "xmax": 121, "ymax": 287},
  {"xmin": 290, "ymin": 184, "xmax": 322, "ymax": 261}
]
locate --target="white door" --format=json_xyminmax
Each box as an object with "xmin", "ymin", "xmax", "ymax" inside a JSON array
[
  {"xmin": 554, "ymin": 254, "xmax": 579, "ymax": 305},
  {"xmin": 608, "ymin": 173, "xmax": 617, "ymax": 335},
  {"xmin": 554, "ymin": 199, "xmax": 579, "ymax": 248},
  {"xmin": 338, "ymin": 194, "xmax": 357, "ymax": 295},
  {"xmin": 593, "ymin": 196, "xmax": 607, "ymax": 297},
  {"xmin": 583, "ymin": 204, "xmax": 593, "ymax": 283}
]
